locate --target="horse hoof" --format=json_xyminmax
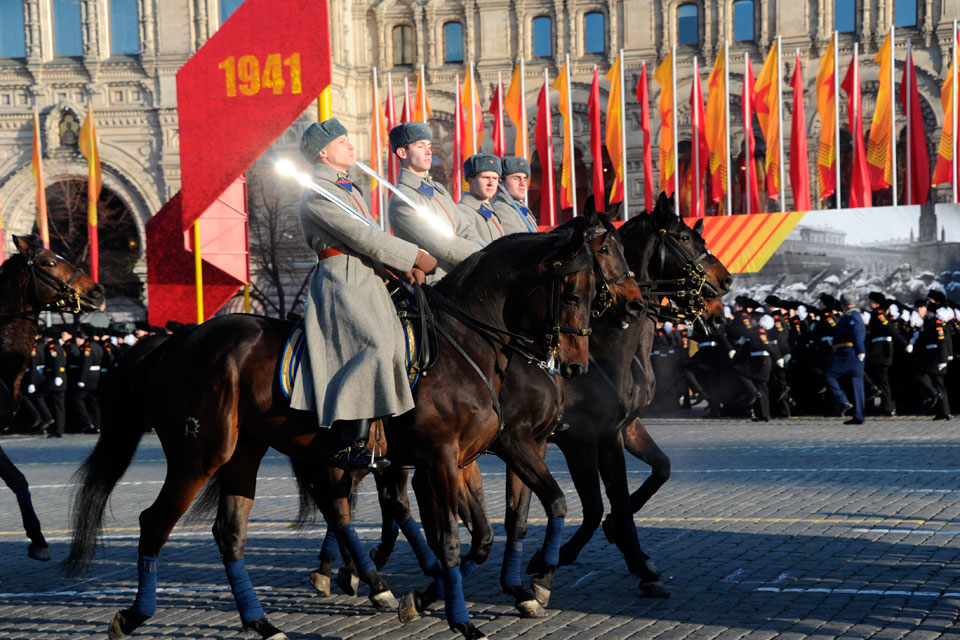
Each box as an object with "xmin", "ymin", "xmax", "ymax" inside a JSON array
[
  {"xmin": 398, "ymin": 591, "xmax": 420, "ymax": 624},
  {"xmin": 450, "ymin": 621, "xmax": 489, "ymax": 640},
  {"xmin": 639, "ymin": 580, "xmax": 671, "ymax": 598},
  {"xmin": 309, "ymin": 570, "xmax": 331, "ymax": 596},
  {"xmin": 27, "ymin": 543, "xmax": 51, "ymax": 562},
  {"xmin": 369, "ymin": 589, "xmax": 399, "ymax": 610},
  {"xmin": 243, "ymin": 617, "xmax": 288, "ymax": 640},
  {"xmin": 334, "ymin": 569, "xmax": 360, "ymax": 596},
  {"xmin": 517, "ymin": 599, "xmax": 548, "ymax": 618},
  {"xmin": 601, "ymin": 515, "xmax": 616, "ymax": 544},
  {"xmin": 532, "ymin": 583, "xmax": 551, "ymax": 608},
  {"xmin": 107, "ymin": 609, "xmax": 148, "ymax": 639}
]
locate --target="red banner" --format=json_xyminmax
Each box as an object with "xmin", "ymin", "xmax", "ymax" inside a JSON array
[{"xmin": 176, "ymin": 0, "xmax": 331, "ymax": 229}]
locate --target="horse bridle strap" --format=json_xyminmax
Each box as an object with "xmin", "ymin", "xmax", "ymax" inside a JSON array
[
  {"xmin": 585, "ymin": 228, "xmax": 635, "ymax": 319},
  {"xmin": 633, "ymin": 228, "xmax": 711, "ymax": 323}
]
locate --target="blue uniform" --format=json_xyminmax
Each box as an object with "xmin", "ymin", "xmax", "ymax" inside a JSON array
[{"xmin": 825, "ymin": 308, "xmax": 866, "ymax": 421}]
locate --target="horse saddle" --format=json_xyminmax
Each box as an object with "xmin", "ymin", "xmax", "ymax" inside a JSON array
[{"xmin": 278, "ymin": 284, "xmax": 438, "ymax": 400}]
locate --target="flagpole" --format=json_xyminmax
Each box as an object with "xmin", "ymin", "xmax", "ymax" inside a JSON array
[
  {"xmin": 724, "ymin": 41, "xmax": 732, "ymax": 215},
  {"xmin": 498, "ymin": 71, "xmax": 506, "ymax": 155},
  {"xmin": 564, "ymin": 53, "xmax": 578, "ymax": 216},
  {"xmin": 469, "ymin": 61, "xmax": 478, "ymax": 155},
  {"xmin": 834, "ymin": 31, "xmax": 841, "ymax": 211},
  {"xmin": 455, "ymin": 73, "xmax": 463, "ymax": 201},
  {"xmin": 194, "ymin": 221, "xmax": 204, "ymax": 323},
  {"xmin": 906, "ymin": 40, "xmax": 913, "ymax": 204},
  {"xmin": 854, "ymin": 44, "xmax": 860, "ymax": 204},
  {"xmin": 745, "ymin": 52, "xmax": 752, "ymax": 214},
  {"xmin": 776, "ymin": 36, "xmax": 786, "ymax": 213},
  {"xmin": 420, "ymin": 64, "xmax": 428, "ymax": 123},
  {"xmin": 890, "ymin": 26, "xmax": 897, "ymax": 204},
  {"xmin": 620, "ymin": 48, "xmax": 629, "ymax": 220},
  {"xmin": 953, "ymin": 20, "xmax": 958, "ymax": 203},
  {"xmin": 672, "ymin": 45, "xmax": 680, "ymax": 214},
  {"xmin": 693, "ymin": 56, "xmax": 701, "ymax": 217},
  {"xmin": 544, "ymin": 68, "xmax": 556, "ymax": 225},
  {"xmin": 520, "ymin": 58, "xmax": 529, "ymax": 206},
  {"xmin": 373, "ymin": 66, "xmax": 386, "ymax": 230},
  {"xmin": 404, "ymin": 77, "xmax": 411, "ymax": 120}
]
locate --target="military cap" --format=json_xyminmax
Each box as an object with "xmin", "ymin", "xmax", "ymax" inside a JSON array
[
  {"xmin": 299, "ymin": 118, "xmax": 348, "ymax": 162},
  {"xmin": 818, "ymin": 293, "xmax": 841, "ymax": 311},
  {"xmin": 764, "ymin": 295, "xmax": 785, "ymax": 309},
  {"xmin": 867, "ymin": 291, "xmax": 888, "ymax": 305},
  {"xmin": 926, "ymin": 289, "xmax": 947, "ymax": 307},
  {"xmin": 501, "ymin": 156, "xmax": 531, "ymax": 177},
  {"xmin": 914, "ymin": 299, "xmax": 927, "ymax": 308},
  {"xmin": 838, "ymin": 293, "xmax": 856, "ymax": 307},
  {"xmin": 463, "ymin": 153, "xmax": 502, "ymax": 179},
  {"xmin": 389, "ymin": 122, "xmax": 431, "ymax": 151}
]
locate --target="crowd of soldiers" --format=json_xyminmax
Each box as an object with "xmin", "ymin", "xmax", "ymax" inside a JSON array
[
  {"xmin": 648, "ymin": 288, "xmax": 957, "ymax": 422},
  {"xmin": 5, "ymin": 323, "xmax": 167, "ymax": 437}
]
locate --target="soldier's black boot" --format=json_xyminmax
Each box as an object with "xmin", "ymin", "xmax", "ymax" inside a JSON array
[{"xmin": 334, "ymin": 419, "xmax": 390, "ymax": 470}]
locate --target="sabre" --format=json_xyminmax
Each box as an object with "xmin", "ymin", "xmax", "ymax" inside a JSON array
[
  {"xmin": 497, "ymin": 184, "xmax": 538, "ymax": 233},
  {"xmin": 275, "ymin": 161, "xmax": 379, "ymax": 229},
  {"xmin": 354, "ymin": 160, "xmax": 454, "ymax": 238}
]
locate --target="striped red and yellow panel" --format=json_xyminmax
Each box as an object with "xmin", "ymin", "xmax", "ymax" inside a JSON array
[{"xmin": 685, "ymin": 211, "xmax": 807, "ymax": 274}]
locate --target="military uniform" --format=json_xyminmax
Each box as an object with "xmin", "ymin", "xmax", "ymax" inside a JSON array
[
  {"xmin": 40, "ymin": 338, "xmax": 67, "ymax": 437},
  {"xmin": 728, "ymin": 309, "xmax": 773, "ymax": 420},
  {"xmin": 824, "ymin": 305, "xmax": 867, "ymax": 423},
  {"xmin": 67, "ymin": 339, "xmax": 104, "ymax": 433},
  {"xmin": 865, "ymin": 301, "xmax": 905, "ymax": 415},
  {"xmin": 912, "ymin": 308, "xmax": 952, "ymax": 419},
  {"xmin": 459, "ymin": 192, "xmax": 506, "ymax": 244},
  {"xmin": 15, "ymin": 341, "xmax": 51, "ymax": 432},
  {"xmin": 492, "ymin": 192, "xmax": 538, "ymax": 235}
]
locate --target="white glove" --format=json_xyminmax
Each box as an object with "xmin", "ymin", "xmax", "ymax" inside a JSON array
[
  {"xmin": 906, "ymin": 344, "xmax": 914, "ymax": 354},
  {"xmin": 857, "ymin": 353, "xmax": 865, "ymax": 362},
  {"xmin": 776, "ymin": 358, "xmax": 785, "ymax": 368},
  {"xmin": 54, "ymin": 376, "xmax": 63, "ymax": 387},
  {"xmin": 27, "ymin": 384, "xmax": 35, "ymax": 394},
  {"xmin": 77, "ymin": 381, "xmax": 85, "ymax": 388},
  {"xmin": 938, "ymin": 362, "xmax": 948, "ymax": 371},
  {"xmin": 728, "ymin": 350, "xmax": 736, "ymax": 359}
]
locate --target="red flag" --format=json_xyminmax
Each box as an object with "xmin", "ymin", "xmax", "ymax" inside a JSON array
[
  {"xmin": 840, "ymin": 51, "xmax": 872, "ymax": 208},
  {"xmin": 535, "ymin": 81, "xmax": 556, "ymax": 225},
  {"xmin": 742, "ymin": 59, "xmax": 760, "ymax": 214},
  {"xmin": 790, "ymin": 53, "xmax": 812, "ymax": 210},
  {"xmin": 489, "ymin": 80, "xmax": 505, "ymax": 157},
  {"xmin": 385, "ymin": 80, "xmax": 398, "ymax": 185},
  {"xmin": 637, "ymin": 63, "xmax": 654, "ymax": 211},
  {"xmin": 899, "ymin": 46, "xmax": 930, "ymax": 205},
  {"xmin": 369, "ymin": 74, "xmax": 388, "ymax": 221},
  {"xmin": 689, "ymin": 65, "xmax": 708, "ymax": 217},
  {"xmin": 587, "ymin": 67, "xmax": 605, "ymax": 212},
  {"xmin": 400, "ymin": 77, "xmax": 412, "ymax": 123},
  {"xmin": 453, "ymin": 75, "xmax": 465, "ymax": 201}
]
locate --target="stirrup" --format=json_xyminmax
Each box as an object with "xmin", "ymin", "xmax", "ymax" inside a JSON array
[{"xmin": 336, "ymin": 446, "xmax": 390, "ymax": 471}]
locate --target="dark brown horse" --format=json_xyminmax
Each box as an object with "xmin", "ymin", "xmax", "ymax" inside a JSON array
[
  {"xmin": 66, "ymin": 223, "xmax": 600, "ymax": 640},
  {"xmin": 0, "ymin": 235, "xmax": 104, "ymax": 561}
]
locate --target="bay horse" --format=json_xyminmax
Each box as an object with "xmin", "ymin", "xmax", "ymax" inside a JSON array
[
  {"xmin": 66, "ymin": 222, "xmax": 600, "ymax": 640},
  {"xmin": 0, "ymin": 235, "xmax": 104, "ymax": 561}
]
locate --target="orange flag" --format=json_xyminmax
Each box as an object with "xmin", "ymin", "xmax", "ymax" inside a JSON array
[
  {"xmin": 754, "ymin": 41, "xmax": 781, "ymax": 200},
  {"xmin": 815, "ymin": 38, "xmax": 837, "ymax": 200},
  {"xmin": 867, "ymin": 31, "xmax": 893, "ymax": 190},
  {"xmin": 551, "ymin": 60, "xmax": 575, "ymax": 211},
  {"xmin": 31, "ymin": 109, "xmax": 49, "ymax": 248},
  {"xmin": 78, "ymin": 108, "xmax": 103, "ymax": 281},
  {"xmin": 369, "ymin": 75, "xmax": 389, "ymax": 221},
  {"xmin": 705, "ymin": 48, "xmax": 728, "ymax": 203},
  {"xmin": 933, "ymin": 29, "xmax": 959, "ymax": 188},
  {"xmin": 413, "ymin": 68, "xmax": 432, "ymax": 122},
  {"xmin": 504, "ymin": 62, "xmax": 528, "ymax": 159},
  {"xmin": 605, "ymin": 52, "xmax": 625, "ymax": 206},
  {"xmin": 654, "ymin": 52, "xmax": 676, "ymax": 196},
  {"xmin": 461, "ymin": 67, "xmax": 485, "ymax": 156}
]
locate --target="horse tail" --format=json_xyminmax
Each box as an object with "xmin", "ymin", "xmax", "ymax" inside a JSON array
[
  {"xmin": 184, "ymin": 470, "xmax": 221, "ymax": 525},
  {"xmin": 290, "ymin": 458, "xmax": 322, "ymax": 530},
  {"xmin": 64, "ymin": 334, "xmax": 170, "ymax": 576}
]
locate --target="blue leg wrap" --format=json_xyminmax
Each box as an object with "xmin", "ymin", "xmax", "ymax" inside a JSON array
[
  {"xmin": 433, "ymin": 576, "xmax": 446, "ymax": 599},
  {"xmin": 500, "ymin": 538, "xmax": 523, "ymax": 587},
  {"xmin": 542, "ymin": 517, "xmax": 564, "ymax": 567},
  {"xmin": 442, "ymin": 566, "xmax": 469, "ymax": 625},
  {"xmin": 225, "ymin": 559, "xmax": 265, "ymax": 623},
  {"xmin": 336, "ymin": 525, "xmax": 375, "ymax": 576},
  {"xmin": 398, "ymin": 517, "xmax": 439, "ymax": 573},
  {"xmin": 129, "ymin": 555, "xmax": 158, "ymax": 618},
  {"xmin": 319, "ymin": 530, "xmax": 340, "ymax": 561},
  {"xmin": 459, "ymin": 558, "xmax": 479, "ymax": 579}
]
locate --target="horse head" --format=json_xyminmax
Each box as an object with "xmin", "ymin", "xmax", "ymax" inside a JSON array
[
  {"xmin": 580, "ymin": 197, "xmax": 645, "ymax": 323},
  {"xmin": 10, "ymin": 235, "xmax": 105, "ymax": 314},
  {"xmin": 620, "ymin": 193, "xmax": 732, "ymax": 332}
]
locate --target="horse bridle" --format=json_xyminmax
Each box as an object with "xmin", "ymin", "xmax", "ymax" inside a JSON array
[
  {"xmin": 0, "ymin": 255, "xmax": 98, "ymax": 319},
  {"xmin": 633, "ymin": 226, "xmax": 713, "ymax": 324},
  {"xmin": 586, "ymin": 227, "xmax": 636, "ymax": 319}
]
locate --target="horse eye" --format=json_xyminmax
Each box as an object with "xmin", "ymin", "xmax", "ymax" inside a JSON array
[
  {"xmin": 680, "ymin": 234, "xmax": 691, "ymax": 243},
  {"xmin": 562, "ymin": 293, "xmax": 581, "ymax": 306},
  {"xmin": 44, "ymin": 260, "xmax": 57, "ymax": 268},
  {"xmin": 598, "ymin": 246, "xmax": 610, "ymax": 255}
]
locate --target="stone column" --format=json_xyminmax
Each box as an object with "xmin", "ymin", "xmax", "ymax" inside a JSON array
[
  {"xmin": 606, "ymin": 0, "xmax": 618, "ymax": 63},
  {"xmin": 24, "ymin": 0, "xmax": 44, "ymax": 63},
  {"xmin": 81, "ymin": 0, "xmax": 100, "ymax": 60},
  {"xmin": 415, "ymin": 4, "xmax": 426, "ymax": 69},
  {"xmin": 140, "ymin": 0, "xmax": 157, "ymax": 58},
  {"xmin": 553, "ymin": 0, "xmax": 565, "ymax": 66},
  {"xmin": 193, "ymin": 0, "xmax": 209, "ymax": 52}
]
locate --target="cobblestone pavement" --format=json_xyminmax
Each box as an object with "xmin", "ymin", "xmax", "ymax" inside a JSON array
[{"xmin": 2, "ymin": 417, "xmax": 960, "ymax": 639}]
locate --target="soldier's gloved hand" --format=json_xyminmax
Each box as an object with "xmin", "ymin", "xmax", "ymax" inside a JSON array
[
  {"xmin": 414, "ymin": 249, "xmax": 438, "ymax": 275},
  {"xmin": 77, "ymin": 381, "xmax": 85, "ymax": 388},
  {"xmin": 54, "ymin": 377, "xmax": 63, "ymax": 387},
  {"xmin": 27, "ymin": 384, "xmax": 35, "ymax": 394},
  {"xmin": 776, "ymin": 358, "xmax": 785, "ymax": 368},
  {"xmin": 405, "ymin": 267, "xmax": 427, "ymax": 286},
  {"xmin": 857, "ymin": 353, "xmax": 865, "ymax": 362},
  {"xmin": 906, "ymin": 344, "xmax": 914, "ymax": 354},
  {"xmin": 938, "ymin": 362, "xmax": 948, "ymax": 371},
  {"xmin": 728, "ymin": 350, "xmax": 736, "ymax": 359}
]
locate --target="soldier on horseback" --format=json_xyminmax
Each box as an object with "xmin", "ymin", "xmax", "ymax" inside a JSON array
[
  {"xmin": 289, "ymin": 118, "xmax": 438, "ymax": 470},
  {"xmin": 458, "ymin": 154, "xmax": 507, "ymax": 243},
  {"xmin": 492, "ymin": 156, "xmax": 539, "ymax": 234}
]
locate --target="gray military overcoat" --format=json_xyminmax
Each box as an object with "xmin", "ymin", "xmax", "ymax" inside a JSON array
[
  {"xmin": 289, "ymin": 163, "xmax": 420, "ymax": 427},
  {"xmin": 492, "ymin": 193, "xmax": 539, "ymax": 235},
  {"xmin": 459, "ymin": 192, "xmax": 507, "ymax": 244}
]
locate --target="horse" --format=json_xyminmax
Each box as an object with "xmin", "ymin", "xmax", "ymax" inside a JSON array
[
  {"xmin": 0, "ymin": 235, "xmax": 104, "ymax": 561},
  {"xmin": 292, "ymin": 209, "xmax": 645, "ymax": 621},
  {"xmin": 65, "ymin": 221, "xmax": 601, "ymax": 640}
]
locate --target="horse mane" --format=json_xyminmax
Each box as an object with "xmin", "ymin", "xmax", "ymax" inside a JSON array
[{"xmin": 0, "ymin": 254, "xmax": 29, "ymax": 313}]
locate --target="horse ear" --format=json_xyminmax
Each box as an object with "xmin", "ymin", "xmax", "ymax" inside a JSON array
[
  {"xmin": 692, "ymin": 218, "xmax": 704, "ymax": 236},
  {"xmin": 582, "ymin": 195, "xmax": 598, "ymax": 224},
  {"xmin": 13, "ymin": 235, "xmax": 40, "ymax": 257}
]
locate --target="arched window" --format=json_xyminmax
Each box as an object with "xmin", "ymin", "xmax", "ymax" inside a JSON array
[
  {"xmin": 109, "ymin": 0, "xmax": 140, "ymax": 55},
  {"xmin": 393, "ymin": 25, "xmax": 414, "ymax": 66},
  {"xmin": 220, "ymin": 0, "xmax": 245, "ymax": 23},
  {"xmin": 443, "ymin": 22, "xmax": 463, "ymax": 63},
  {"xmin": 835, "ymin": 0, "xmax": 855, "ymax": 33},
  {"xmin": 532, "ymin": 16, "xmax": 553, "ymax": 58},
  {"xmin": 677, "ymin": 4, "xmax": 699, "ymax": 46},
  {"xmin": 584, "ymin": 12, "xmax": 605, "ymax": 54},
  {"xmin": 0, "ymin": 0, "xmax": 26, "ymax": 58},
  {"xmin": 733, "ymin": 0, "xmax": 754, "ymax": 42},
  {"xmin": 894, "ymin": 0, "xmax": 917, "ymax": 27},
  {"xmin": 52, "ymin": 0, "xmax": 83, "ymax": 57}
]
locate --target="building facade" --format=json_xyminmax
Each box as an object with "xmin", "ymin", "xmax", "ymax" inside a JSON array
[{"xmin": 0, "ymin": 0, "xmax": 958, "ymax": 311}]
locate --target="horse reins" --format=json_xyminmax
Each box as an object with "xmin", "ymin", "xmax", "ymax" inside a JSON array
[
  {"xmin": 632, "ymin": 227, "xmax": 712, "ymax": 324},
  {"xmin": 0, "ymin": 257, "xmax": 98, "ymax": 319},
  {"xmin": 586, "ymin": 227, "xmax": 636, "ymax": 319}
]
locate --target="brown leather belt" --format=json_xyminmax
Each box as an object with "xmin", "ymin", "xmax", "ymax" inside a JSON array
[{"xmin": 317, "ymin": 245, "xmax": 351, "ymax": 261}]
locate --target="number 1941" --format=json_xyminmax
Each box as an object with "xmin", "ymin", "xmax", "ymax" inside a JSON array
[{"xmin": 218, "ymin": 53, "xmax": 302, "ymax": 97}]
